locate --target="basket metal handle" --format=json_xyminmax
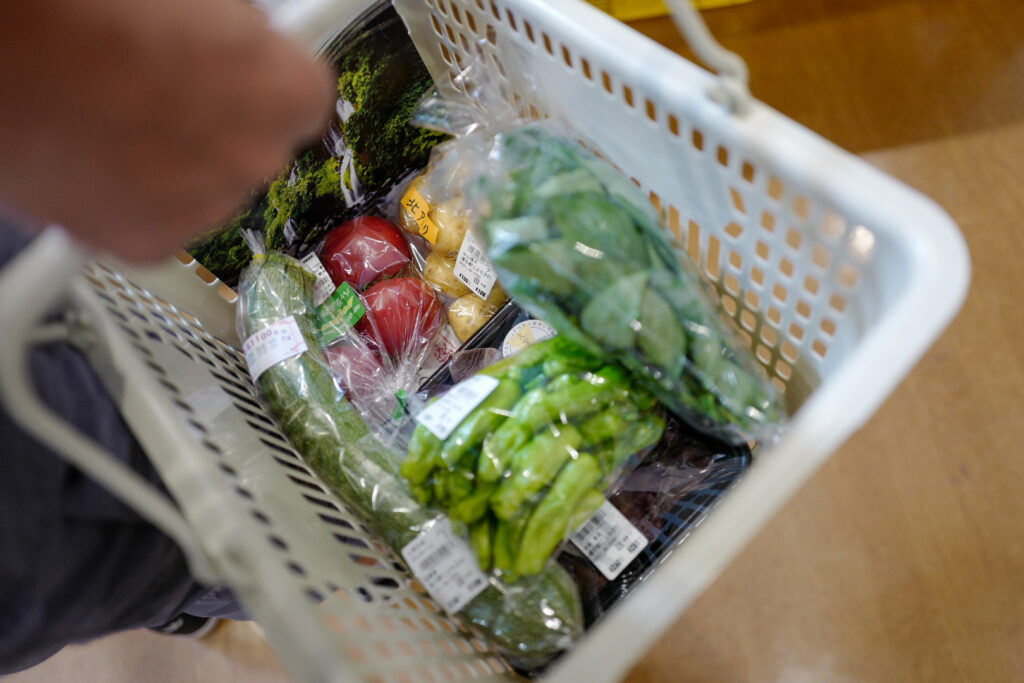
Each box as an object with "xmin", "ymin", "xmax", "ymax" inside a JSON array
[{"xmin": 664, "ymin": 0, "xmax": 751, "ymax": 114}]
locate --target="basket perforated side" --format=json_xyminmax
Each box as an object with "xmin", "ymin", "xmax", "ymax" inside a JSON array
[
  {"xmin": 400, "ymin": 0, "xmax": 911, "ymax": 412},
  {"xmin": 80, "ymin": 262, "xmax": 515, "ymax": 682}
]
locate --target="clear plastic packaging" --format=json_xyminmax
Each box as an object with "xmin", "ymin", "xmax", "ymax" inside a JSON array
[
  {"xmin": 556, "ymin": 412, "xmax": 751, "ymax": 625},
  {"xmin": 235, "ymin": 247, "xmax": 584, "ymax": 672},
  {"xmin": 401, "ymin": 335, "xmax": 666, "ymax": 583},
  {"xmin": 397, "ymin": 145, "xmax": 510, "ymax": 343},
  {"xmin": 419, "ymin": 303, "xmax": 753, "ymax": 625},
  {"xmin": 305, "ymin": 214, "xmax": 445, "ymax": 440},
  {"xmin": 413, "ymin": 64, "xmax": 786, "ymax": 445}
]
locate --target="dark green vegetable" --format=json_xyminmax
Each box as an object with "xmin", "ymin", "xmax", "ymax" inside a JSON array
[
  {"xmin": 238, "ymin": 252, "xmax": 582, "ymax": 669},
  {"xmin": 478, "ymin": 124, "xmax": 785, "ymax": 443},
  {"xmin": 593, "ymin": 413, "xmax": 666, "ymax": 477}
]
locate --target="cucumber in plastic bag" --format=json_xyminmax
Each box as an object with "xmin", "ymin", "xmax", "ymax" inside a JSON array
[{"xmin": 237, "ymin": 251, "xmax": 582, "ymax": 670}]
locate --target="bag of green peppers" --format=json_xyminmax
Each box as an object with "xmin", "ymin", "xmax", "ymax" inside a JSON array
[
  {"xmin": 401, "ymin": 335, "xmax": 666, "ymax": 582},
  {"xmin": 456, "ymin": 122, "xmax": 786, "ymax": 445}
]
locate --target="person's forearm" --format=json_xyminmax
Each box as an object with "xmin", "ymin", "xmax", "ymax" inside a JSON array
[{"xmin": 0, "ymin": 0, "xmax": 333, "ymax": 261}]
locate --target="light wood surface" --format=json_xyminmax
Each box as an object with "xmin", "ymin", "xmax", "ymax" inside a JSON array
[{"xmin": 8, "ymin": 1, "xmax": 1024, "ymax": 681}]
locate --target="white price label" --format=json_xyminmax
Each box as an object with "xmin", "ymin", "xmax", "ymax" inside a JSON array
[
  {"xmin": 300, "ymin": 253, "xmax": 337, "ymax": 306},
  {"xmin": 570, "ymin": 500, "xmax": 648, "ymax": 580},
  {"xmin": 415, "ymin": 374, "xmax": 499, "ymax": 440},
  {"xmin": 453, "ymin": 231, "xmax": 499, "ymax": 300},
  {"xmin": 242, "ymin": 316, "xmax": 308, "ymax": 382},
  {"xmin": 401, "ymin": 518, "xmax": 488, "ymax": 614}
]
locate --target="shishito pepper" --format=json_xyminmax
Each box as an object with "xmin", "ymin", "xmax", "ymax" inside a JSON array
[
  {"xmin": 517, "ymin": 453, "xmax": 603, "ymax": 576},
  {"xmin": 402, "ymin": 333, "xmax": 666, "ymax": 581}
]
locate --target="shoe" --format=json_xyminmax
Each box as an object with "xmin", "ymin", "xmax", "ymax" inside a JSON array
[{"xmin": 150, "ymin": 613, "xmax": 221, "ymax": 639}]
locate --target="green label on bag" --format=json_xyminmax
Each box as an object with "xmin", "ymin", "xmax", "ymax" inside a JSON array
[{"xmin": 315, "ymin": 282, "xmax": 365, "ymax": 346}]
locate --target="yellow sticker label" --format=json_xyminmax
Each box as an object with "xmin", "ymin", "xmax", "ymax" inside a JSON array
[{"xmin": 401, "ymin": 186, "xmax": 440, "ymax": 245}]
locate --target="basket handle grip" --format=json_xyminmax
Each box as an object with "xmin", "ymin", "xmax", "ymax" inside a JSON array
[
  {"xmin": 0, "ymin": 2, "xmax": 360, "ymax": 585},
  {"xmin": 664, "ymin": 0, "xmax": 751, "ymax": 114},
  {"xmin": 0, "ymin": 229, "xmax": 220, "ymax": 583}
]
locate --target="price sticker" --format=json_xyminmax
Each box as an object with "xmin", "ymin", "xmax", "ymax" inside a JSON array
[
  {"xmin": 242, "ymin": 316, "xmax": 308, "ymax": 382},
  {"xmin": 453, "ymin": 231, "xmax": 499, "ymax": 300},
  {"xmin": 415, "ymin": 374, "xmax": 499, "ymax": 440},
  {"xmin": 570, "ymin": 500, "xmax": 648, "ymax": 580},
  {"xmin": 401, "ymin": 518, "xmax": 488, "ymax": 614},
  {"xmin": 299, "ymin": 252, "xmax": 337, "ymax": 306}
]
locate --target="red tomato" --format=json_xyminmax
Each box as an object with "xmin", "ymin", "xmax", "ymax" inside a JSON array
[
  {"xmin": 320, "ymin": 216, "xmax": 412, "ymax": 291},
  {"xmin": 356, "ymin": 277, "xmax": 442, "ymax": 359}
]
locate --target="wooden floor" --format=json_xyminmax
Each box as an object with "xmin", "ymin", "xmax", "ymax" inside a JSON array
[{"xmin": 9, "ymin": 0, "xmax": 1024, "ymax": 681}]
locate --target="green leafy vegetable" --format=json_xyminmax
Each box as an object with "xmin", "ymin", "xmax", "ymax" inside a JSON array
[{"xmin": 477, "ymin": 124, "xmax": 785, "ymax": 443}]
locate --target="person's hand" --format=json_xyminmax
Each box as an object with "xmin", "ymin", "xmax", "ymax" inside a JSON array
[{"xmin": 0, "ymin": 0, "xmax": 334, "ymax": 262}]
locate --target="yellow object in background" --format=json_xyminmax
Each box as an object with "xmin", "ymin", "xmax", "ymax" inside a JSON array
[{"xmin": 586, "ymin": 0, "xmax": 753, "ymax": 21}]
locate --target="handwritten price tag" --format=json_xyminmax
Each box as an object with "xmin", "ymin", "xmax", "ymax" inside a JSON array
[{"xmin": 242, "ymin": 316, "xmax": 308, "ymax": 382}]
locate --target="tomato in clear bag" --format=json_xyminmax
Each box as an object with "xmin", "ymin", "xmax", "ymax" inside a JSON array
[
  {"xmin": 321, "ymin": 216, "xmax": 412, "ymax": 291},
  {"xmin": 356, "ymin": 277, "xmax": 442, "ymax": 358}
]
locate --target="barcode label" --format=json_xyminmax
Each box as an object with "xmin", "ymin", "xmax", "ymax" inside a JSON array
[
  {"xmin": 242, "ymin": 316, "xmax": 308, "ymax": 382},
  {"xmin": 453, "ymin": 230, "xmax": 498, "ymax": 299},
  {"xmin": 299, "ymin": 253, "xmax": 337, "ymax": 306},
  {"xmin": 401, "ymin": 518, "xmax": 488, "ymax": 613},
  {"xmin": 415, "ymin": 374, "xmax": 499, "ymax": 440},
  {"xmin": 570, "ymin": 500, "xmax": 648, "ymax": 580}
]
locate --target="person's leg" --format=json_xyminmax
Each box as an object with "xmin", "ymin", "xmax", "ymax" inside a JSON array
[{"xmin": 0, "ymin": 220, "xmax": 244, "ymax": 671}]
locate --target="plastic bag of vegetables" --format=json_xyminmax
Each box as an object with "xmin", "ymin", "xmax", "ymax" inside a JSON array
[
  {"xmin": 401, "ymin": 335, "xmax": 666, "ymax": 582},
  {"xmin": 412, "ymin": 85, "xmax": 785, "ymax": 445},
  {"xmin": 236, "ymin": 245, "xmax": 583, "ymax": 671},
  {"xmin": 396, "ymin": 144, "xmax": 510, "ymax": 343},
  {"xmin": 301, "ymin": 214, "xmax": 451, "ymax": 441}
]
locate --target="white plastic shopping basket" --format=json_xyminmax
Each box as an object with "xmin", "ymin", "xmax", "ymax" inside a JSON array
[{"xmin": 0, "ymin": 0, "xmax": 969, "ymax": 681}]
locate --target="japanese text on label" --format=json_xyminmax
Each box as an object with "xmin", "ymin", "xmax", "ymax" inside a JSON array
[
  {"xmin": 401, "ymin": 518, "xmax": 488, "ymax": 614},
  {"xmin": 242, "ymin": 316, "xmax": 308, "ymax": 382},
  {"xmin": 314, "ymin": 281, "xmax": 366, "ymax": 346},
  {"xmin": 401, "ymin": 186, "xmax": 440, "ymax": 245},
  {"xmin": 453, "ymin": 230, "xmax": 498, "ymax": 299},
  {"xmin": 570, "ymin": 500, "xmax": 648, "ymax": 580},
  {"xmin": 299, "ymin": 253, "xmax": 337, "ymax": 306},
  {"xmin": 501, "ymin": 319, "xmax": 558, "ymax": 358}
]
